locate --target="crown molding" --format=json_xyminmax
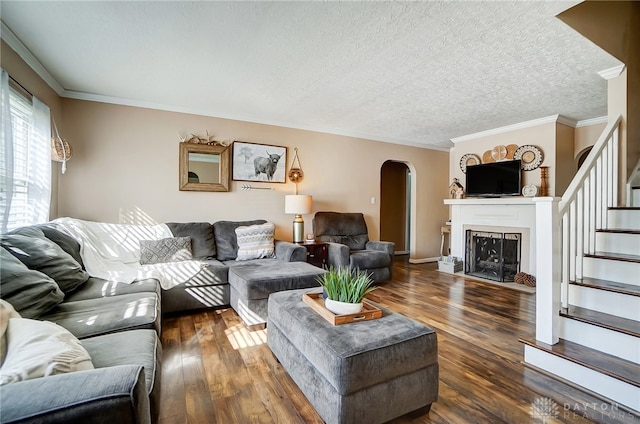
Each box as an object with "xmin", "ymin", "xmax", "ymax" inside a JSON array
[
  {"xmin": 598, "ymin": 64, "xmax": 625, "ymax": 80},
  {"xmin": 1, "ymin": 21, "xmax": 65, "ymax": 95},
  {"xmin": 556, "ymin": 115, "xmax": 578, "ymax": 127},
  {"xmin": 575, "ymin": 116, "xmax": 608, "ymax": 128},
  {"xmin": 451, "ymin": 114, "xmax": 577, "ymax": 143}
]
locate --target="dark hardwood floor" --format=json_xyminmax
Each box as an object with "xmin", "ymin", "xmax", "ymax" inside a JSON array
[{"xmin": 158, "ymin": 258, "xmax": 640, "ymax": 424}]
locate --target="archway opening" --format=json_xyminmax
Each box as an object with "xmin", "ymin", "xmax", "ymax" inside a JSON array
[{"xmin": 380, "ymin": 161, "xmax": 411, "ymax": 254}]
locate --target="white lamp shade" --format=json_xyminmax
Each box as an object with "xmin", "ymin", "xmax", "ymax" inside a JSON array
[{"xmin": 285, "ymin": 195, "xmax": 312, "ymax": 214}]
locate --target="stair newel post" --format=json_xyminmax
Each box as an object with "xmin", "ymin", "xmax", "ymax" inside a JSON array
[{"xmin": 534, "ymin": 197, "xmax": 561, "ymax": 345}]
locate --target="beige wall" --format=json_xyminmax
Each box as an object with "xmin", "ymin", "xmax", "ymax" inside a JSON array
[
  {"xmin": 575, "ymin": 122, "xmax": 606, "ymax": 157},
  {"xmin": 608, "ymin": 69, "xmax": 629, "ymax": 201},
  {"xmin": 59, "ymin": 99, "xmax": 449, "ymax": 260},
  {"xmin": 450, "ymin": 121, "xmax": 558, "ymax": 196},
  {"xmin": 555, "ymin": 123, "xmax": 576, "ymax": 195}
]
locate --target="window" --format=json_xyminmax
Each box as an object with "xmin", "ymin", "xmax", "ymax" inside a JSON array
[{"xmin": 0, "ymin": 70, "xmax": 51, "ymax": 233}]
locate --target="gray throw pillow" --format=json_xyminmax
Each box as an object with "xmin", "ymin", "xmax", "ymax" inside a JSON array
[
  {"xmin": 35, "ymin": 224, "xmax": 85, "ymax": 269},
  {"xmin": 139, "ymin": 237, "xmax": 192, "ymax": 265},
  {"xmin": 213, "ymin": 219, "xmax": 267, "ymax": 261},
  {"xmin": 166, "ymin": 222, "xmax": 215, "ymax": 259},
  {"xmin": 1, "ymin": 228, "xmax": 89, "ymax": 294},
  {"xmin": 0, "ymin": 248, "xmax": 64, "ymax": 319}
]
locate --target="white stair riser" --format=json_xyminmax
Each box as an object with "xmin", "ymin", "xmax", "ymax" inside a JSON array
[
  {"xmin": 607, "ymin": 209, "xmax": 640, "ymax": 230},
  {"xmin": 568, "ymin": 285, "xmax": 640, "ymax": 321},
  {"xmin": 583, "ymin": 257, "xmax": 640, "ymax": 285},
  {"xmin": 595, "ymin": 232, "xmax": 640, "ymax": 256},
  {"xmin": 524, "ymin": 346, "xmax": 640, "ymax": 413},
  {"xmin": 560, "ymin": 316, "xmax": 640, "ymax": 362}
]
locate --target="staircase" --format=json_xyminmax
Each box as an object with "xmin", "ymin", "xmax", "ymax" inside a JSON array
[{"xmin": 522, "ymin": 116, "xmax": 640, "ymax": 414}]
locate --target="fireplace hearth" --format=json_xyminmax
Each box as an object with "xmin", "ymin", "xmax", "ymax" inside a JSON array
[{"xmin": 465, "ymin": 230, "xmax": 521, "ymax": 282}]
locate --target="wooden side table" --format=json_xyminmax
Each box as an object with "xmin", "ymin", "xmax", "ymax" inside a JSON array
[{"xmin": 298, "ymin": 242, "xmax": 328, "ymax": 268}]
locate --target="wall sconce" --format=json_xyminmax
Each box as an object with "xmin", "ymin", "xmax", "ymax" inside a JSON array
[{"xmin": 285, "ymin": 194, "xmax": 312, "ymax": 243}]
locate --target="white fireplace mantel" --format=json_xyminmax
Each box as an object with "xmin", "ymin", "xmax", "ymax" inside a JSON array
[{"xmin": 444, "ymin": 198, "xmax": 544, "ymax": 275}]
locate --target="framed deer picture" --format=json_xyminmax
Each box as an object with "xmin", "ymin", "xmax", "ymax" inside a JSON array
[{"xmin": 232, "ymin": 141, "xmax": 288, "ymax": 183}]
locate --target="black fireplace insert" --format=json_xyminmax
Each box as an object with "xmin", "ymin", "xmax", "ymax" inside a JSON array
[{"xmin": 465, "ymin": 230, "xmax": 521, "ymax": 282}]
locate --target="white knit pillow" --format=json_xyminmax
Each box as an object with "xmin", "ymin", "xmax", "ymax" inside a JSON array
[
  {"xmin": 235, "ymin": 222, "xmax": 275, "ymax": 261},
  {"xmin": 0, "ymin": 318, "xmax": 94, "ymax": 385}
]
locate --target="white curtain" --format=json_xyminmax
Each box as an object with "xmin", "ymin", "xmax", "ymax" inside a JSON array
[
  {"xmin": 1, "ymin": 69, "xmax": 14, "ymax": 232},
  {"xmin": 29, "ymin": 97, "xmax": 52, "ymax": 225},
  {"xmin": 0, "ymin": 68, "xmax": 51, "ymax": 232}
]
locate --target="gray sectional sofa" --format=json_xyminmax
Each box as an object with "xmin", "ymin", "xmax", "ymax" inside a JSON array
[{"xmin": 0, "ymin": 219, "xmax": 323, "ymax": 424}]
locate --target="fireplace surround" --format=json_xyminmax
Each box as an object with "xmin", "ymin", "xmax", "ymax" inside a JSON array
[{"xmin": 444, "ymin": 198, "xmax": 537, "ymax": 277}]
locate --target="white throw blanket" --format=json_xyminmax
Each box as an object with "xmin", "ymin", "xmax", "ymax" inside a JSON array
[{"xmin": 52, "ymin": 218, "xmax": 204, "ymax": 290}]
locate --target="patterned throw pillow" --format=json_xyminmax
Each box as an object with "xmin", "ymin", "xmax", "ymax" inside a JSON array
[
  {"xmin": 139, "ymin": 237, "xmax": 192, "ymax": 265},
  {"xmin": 235, "ymin": 222, "xmax": 275, "ymax": 261}
]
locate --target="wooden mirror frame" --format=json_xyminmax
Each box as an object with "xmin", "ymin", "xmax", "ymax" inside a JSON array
[{"xmin": 179, "ymin": 142, "xmax": 230, "ymax": 192}]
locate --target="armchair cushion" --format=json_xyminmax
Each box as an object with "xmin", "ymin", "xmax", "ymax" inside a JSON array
[{"xmin": 313, "ymin": 212, "xmax": 369, "ymax": 250}]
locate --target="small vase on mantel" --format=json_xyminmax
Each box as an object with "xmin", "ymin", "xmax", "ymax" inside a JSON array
[{"xmin": 539, "ymin": 166, "xmax": 549, "ymax": 196}]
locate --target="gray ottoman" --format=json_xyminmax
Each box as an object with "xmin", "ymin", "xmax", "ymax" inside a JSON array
[
  {"xmin": 228, "ymin": 261, "xmax": 325, "ymax": 327},
  {"xmin": 267, "ymin": 288, "xmax": 438, "ymax": 424}
]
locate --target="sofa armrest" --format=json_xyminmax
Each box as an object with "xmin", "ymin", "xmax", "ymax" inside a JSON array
[
  {"xmin": 0, "ymin": 365, "xmax": 150, "ymax": 424},
  {"xmin": 366, "ymin": 241, "xmax": 395, "ymax": 256},
  {"xmin": 325, "ymin": 242, "xmax": 350, "ymax": 268},
  {"xmin": 274, "ymin": 240, "xmax": 306, "ymax": 262}
]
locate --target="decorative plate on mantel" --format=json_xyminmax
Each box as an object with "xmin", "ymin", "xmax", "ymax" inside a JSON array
[
  {"xmin": 514, "ymin": 145, "xmax": 544, "ymax": 171},
  {"xmin": 459, "ymin": 153, "xmax": 481, "ymax": 173}
]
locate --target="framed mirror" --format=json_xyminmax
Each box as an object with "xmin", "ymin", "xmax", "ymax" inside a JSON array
[{"xmin": 179, "ymin": 142, "xmax": 230, "ymax": 192}]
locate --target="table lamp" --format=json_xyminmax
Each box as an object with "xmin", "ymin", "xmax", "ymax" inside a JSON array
[{"xmin": 285, "ymin": 194, "xmax": 312, "ymax": 243}]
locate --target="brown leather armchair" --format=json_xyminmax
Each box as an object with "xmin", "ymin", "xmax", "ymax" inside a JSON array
[{"xmin": 312, "ymin": 212, "xmax": 394, "ymax": 282}]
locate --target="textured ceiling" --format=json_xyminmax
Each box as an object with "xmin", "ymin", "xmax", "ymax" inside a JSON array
[{"xmin": 0, "ymin": 1, "xmax": 621, "ymax": 150}]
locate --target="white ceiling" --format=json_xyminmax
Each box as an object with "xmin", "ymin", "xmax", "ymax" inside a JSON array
[{"xmin": 0, "ymin": 1, "xmax": 622, "ymax": 150}]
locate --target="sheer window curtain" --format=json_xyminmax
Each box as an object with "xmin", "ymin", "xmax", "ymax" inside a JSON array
[{"xmin": 0, "ymin": 68, "xmax": 51, "ymax": 232}]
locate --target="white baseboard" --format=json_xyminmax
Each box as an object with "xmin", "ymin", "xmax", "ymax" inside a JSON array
[{"xmin": 408, "ymin": 257, "xmax": 439, "ymax": 264}]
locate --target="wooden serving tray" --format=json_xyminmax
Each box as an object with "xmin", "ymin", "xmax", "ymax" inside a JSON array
[{"xmin": 302, "ymin": 292, "xmax": 383, "ymax": 326}]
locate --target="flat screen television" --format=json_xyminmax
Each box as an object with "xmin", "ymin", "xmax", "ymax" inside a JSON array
[{"xmin": 465, "ymin": 159, "xmax": 522, "ymax": 197}]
